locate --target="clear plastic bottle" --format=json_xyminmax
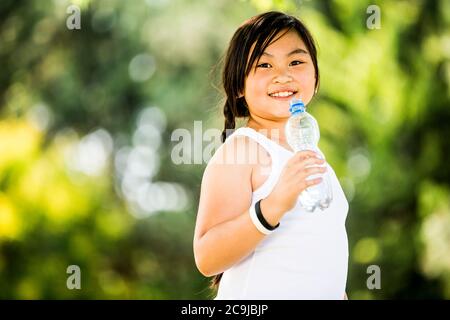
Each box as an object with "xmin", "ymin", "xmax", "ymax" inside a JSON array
[{"xmin": 285, "ymin": 97, "xmax": 333, "ymax": 212}]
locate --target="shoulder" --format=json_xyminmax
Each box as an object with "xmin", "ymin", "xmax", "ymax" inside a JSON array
[
  {"xmin": 207, "ymin": 133, "xmax": 260, "ymax": 168},
  {"xmin": 206, "ymin": 132, "xmax": 274, "ymax": 187},
  {"xmin": 200, "ymin": 134, "xmax": 259, "ymax": 203}
]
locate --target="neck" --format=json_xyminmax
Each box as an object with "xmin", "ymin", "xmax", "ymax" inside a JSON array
[{"xmin": 246, "ymin": 116, "xmax": 288, "ymax": 144}]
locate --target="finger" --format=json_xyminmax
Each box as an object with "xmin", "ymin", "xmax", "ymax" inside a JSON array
[
  {"xmin": 294, "ymin": 150, "xmax": 320, "ymax": 160},
  {"xmin": 298, "ymin": 157, "xmax": 326, "ymax": 168},
  {"xmin": 298, "ymin": 166, "xmax": 327, "ymax": 179},
  {"xmin": 305, "ymin": 177, "xmax": 322, "ymax": 187},
  {"xmin": 288, "ymin": 150, "xmax": 320, "ymax": 166},
  {"xmin": 288, "ymin": 157, "xmax": 325, "ymax": 173},
  {"xmin": 298, "ymin": 176, "xmax": 322, "ymax": 191}
]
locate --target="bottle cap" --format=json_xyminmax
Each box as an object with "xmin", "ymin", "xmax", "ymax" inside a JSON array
[{"xmin": 289, "ymin": 97, "xmax": 305, "ymax": 114}]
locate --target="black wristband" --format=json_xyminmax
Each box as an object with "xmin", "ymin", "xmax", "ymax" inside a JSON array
[{"xmin": 255, "ymin": 199, "xmax": 280, "ymax": 231}]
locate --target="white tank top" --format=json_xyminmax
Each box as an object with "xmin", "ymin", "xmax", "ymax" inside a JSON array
[{"xmin": 214, "ymin": 127, "xmax": 349, "ymax": 300}]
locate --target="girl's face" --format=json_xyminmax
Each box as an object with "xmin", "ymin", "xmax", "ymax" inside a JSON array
[{"xmin": 243, "ymin": 29, "xmax": 317, "ymax": 121}]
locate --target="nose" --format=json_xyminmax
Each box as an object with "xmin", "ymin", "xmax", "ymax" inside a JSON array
[
  {"xmin": 274, "ymin": 75, "xmax": 292, "ymax": 84},
  {"xmin": 273, "ymin": 68, "xmax": 293, "ymax": 84}
]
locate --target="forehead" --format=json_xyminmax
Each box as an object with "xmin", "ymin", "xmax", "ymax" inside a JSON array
[
  {"xmin": 265, "ymin": 29, "xmax": 307, "ymax": 52},
  {"xmin": 247, "ymin": 29, "xmax": 308, "ymax": 61}
]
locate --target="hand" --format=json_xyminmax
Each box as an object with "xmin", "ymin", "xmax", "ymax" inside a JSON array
[{"xmin": 262, "ymin": 150, "xmax": 327, "ymax": 217}]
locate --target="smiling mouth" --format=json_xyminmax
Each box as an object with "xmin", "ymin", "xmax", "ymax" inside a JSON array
[{"xmin": 268, "ymin": 91, "xmax": 297, "ymax": 99}]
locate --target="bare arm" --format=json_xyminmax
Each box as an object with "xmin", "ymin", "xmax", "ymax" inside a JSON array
[{"xmin": 193, "ymin": 136, "xmax": 276, "ymax": 276}]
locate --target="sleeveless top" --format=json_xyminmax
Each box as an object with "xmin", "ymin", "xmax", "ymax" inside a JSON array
[{"xmin": 214, "ymin": 127, "xmax": 349, "ymax": 300}]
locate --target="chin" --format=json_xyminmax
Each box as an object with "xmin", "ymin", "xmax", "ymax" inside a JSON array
[
  {"xmin": 275, "ymin": 106, "xmax": 291, "ymax": 117},
  {"xmin": 271, "ymin": 111, "xmax": 290, "ymax": 120}
]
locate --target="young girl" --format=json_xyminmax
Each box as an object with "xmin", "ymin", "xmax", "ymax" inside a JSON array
[{"xmin": 193, "ymin": 11, "xmax": 349, "ymax": 300}]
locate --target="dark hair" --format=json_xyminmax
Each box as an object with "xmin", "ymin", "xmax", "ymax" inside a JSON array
[
  {"xmin": 212, "ymin": 11, "xmax": 320, "ymax": 292},
  {"xmin": 220, "ymin": 11, "xmax": 320, "ymax": 143}
]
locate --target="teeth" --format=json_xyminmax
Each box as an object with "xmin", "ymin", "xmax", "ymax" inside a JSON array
[{"xmin": 270, "ymin": 91, "xmax": 294, "ymax": 97}]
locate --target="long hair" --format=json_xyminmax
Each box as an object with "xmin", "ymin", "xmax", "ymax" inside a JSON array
[{"xmin": 214, "ymin": 10, "xmax": 320, "ymax": 291}]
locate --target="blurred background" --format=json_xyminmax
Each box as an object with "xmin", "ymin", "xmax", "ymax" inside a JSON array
[{"xmin": 0, "ymin": 0, "xmax": 449, "ymax": 299}]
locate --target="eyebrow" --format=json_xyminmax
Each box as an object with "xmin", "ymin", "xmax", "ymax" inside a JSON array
[{"xmin": 262, "ymin": 48, "xmax": 308, "ymax": 57}]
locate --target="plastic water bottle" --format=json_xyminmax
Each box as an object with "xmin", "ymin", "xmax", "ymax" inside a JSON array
[{"xmin": 285, "ymin": 97, "xmax": 333, "ymax": 212}]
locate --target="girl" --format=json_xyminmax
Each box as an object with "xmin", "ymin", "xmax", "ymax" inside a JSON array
[{"xmin": 193, "ymin": 11, "xmax": 349, "ymax": 300}]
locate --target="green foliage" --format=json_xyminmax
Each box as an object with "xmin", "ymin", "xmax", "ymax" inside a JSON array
[{"xmin": 0, "ymin": 0, "xmax": 449, "ymax": 299}]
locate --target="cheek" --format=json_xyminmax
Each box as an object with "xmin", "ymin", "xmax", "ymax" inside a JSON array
[
  {"xmin": 295, "ymin": 67, "xmax": 316, "ymax": 86},
  {"xmin": 294, "ymin": 68, "xmax": 316, "ymax": 103},
  {"xmin": 245, "ymin": 76, "xmax": 267, "ymax": 98}
]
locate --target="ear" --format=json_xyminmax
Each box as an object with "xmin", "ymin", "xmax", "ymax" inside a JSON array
[{"xmin": 237, "ymin": 87, "xmax": 245, "ymax": 98}]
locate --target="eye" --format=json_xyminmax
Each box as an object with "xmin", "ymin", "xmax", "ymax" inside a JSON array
[
  {"xmin": 256, "ymin": 63, "xmax": 271, "ymax": 68},
  {"xmin": 290, "ymin": 60, "xmax": 304, "ymax": 66}
]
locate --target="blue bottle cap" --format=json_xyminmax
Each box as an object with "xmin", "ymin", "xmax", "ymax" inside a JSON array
[{"xmin": 289, "ymin": 97, "xmax": 305, "ymax": 114}]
